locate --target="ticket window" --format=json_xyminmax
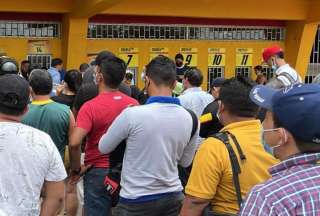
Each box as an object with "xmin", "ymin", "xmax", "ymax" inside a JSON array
[
  {"xmin": 207, "ymin": 50, "xmax": 225, "ymax": 90},
  {"xmin": 235, "ymin": 66, "xmax": 252, "ymax": 78},
  {"xmin": 127, "ymin": 67, "xmax": 138, "ymax": 85},
  {"xmin": 27, "ymin": 54, "xmax": 52, "ymax": 69},
  {"xmin": 119, "ymin": 52, "xmax": 139, "ymax": 85},
  {"xmin": 207, "ymin": 67, "xmax": 224, "ymax": 90},
  {"xmin": 305, "ymin": 76, "xmax": 314, "ymax": 84},
  {"xmin": 235, "ymin": 49, "xmax": 253, "ymax": 78}
]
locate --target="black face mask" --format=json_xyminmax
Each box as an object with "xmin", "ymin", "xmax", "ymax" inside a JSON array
[{"xmin": 176, "ymin": 61, "xmax": 183, "ymax": 67}]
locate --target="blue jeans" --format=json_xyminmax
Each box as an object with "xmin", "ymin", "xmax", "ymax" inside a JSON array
[{"xmin": 84, "ymin": 167, "xmax": 111, "ymax": 216}]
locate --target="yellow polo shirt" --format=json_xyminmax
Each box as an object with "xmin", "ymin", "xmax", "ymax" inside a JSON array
[{"xmin": 185, "ymin": 120, "xmax": 278, "ymax": 214}]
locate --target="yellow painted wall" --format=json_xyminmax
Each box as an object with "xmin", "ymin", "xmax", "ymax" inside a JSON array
[
  {"xmin": 87, "ymin": 39, "xmax": 284, "ymax": 89},
  {"xmin": 0, "ymin": 38, "xmax": 62, "ymax": 65}
]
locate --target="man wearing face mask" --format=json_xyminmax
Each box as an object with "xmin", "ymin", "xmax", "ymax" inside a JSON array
[
  {"xmin": 69, "ymin": 52, "xmax": 138, "ymax": 216},
  {"xmin": 239, "ymin": 84, "xmax": 320, "ymax": 215},
  {"xmin": 175, "ymin": 53, "xmax": 190, "ymax": 82},
  {"xmin": 262, "ymin": 45, "xmax": 302, "ymax": 86},
  {"xmin": 181, "ymin": 77, "xmax": 277, "ymax": 216}
]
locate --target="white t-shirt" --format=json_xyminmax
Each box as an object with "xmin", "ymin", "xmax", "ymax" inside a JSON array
[
  {"xmin": 0, "ymin": 122, "xmax": 67, "ymax": 216},
  {"xmin": 275, "ymin": 64, "xmax": 302, "ymax": 86},
  {"xmin": 179, "ymin": 87, "xmax": 214, "ymax": 147},
  {"xmin": 99, "ymin": 103, "xmax": 198, "ymax": 199}
]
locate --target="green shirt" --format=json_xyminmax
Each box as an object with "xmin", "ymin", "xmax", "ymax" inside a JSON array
[{"xmin": 22, "ymin": 99, "xmax": 70, "ymax": 159}]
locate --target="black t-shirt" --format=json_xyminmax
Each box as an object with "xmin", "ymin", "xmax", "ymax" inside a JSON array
[
  {"xmin": 130, "ymin": 85, "xmax": 141, "ymax": 101},
  {"xmin": 176, "ymin": 65, "xmax": 190, "ymax": 82},
  {"xmin": 51, "ymin": 94, "xmax": 76, "ymax": 110},
  {"xmin": 200, "ymin": 101, "xmax": 223, "ymax": 138}
]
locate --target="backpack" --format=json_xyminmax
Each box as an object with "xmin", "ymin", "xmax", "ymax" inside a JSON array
[{"xmin": 178, "ymin": 109, "xmax": 198, "ymax": 188}]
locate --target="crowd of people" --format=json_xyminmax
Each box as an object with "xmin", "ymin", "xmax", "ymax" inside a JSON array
[{"xmin": 0, "ymin": 44, "xmax": 319, "ymax": 216}]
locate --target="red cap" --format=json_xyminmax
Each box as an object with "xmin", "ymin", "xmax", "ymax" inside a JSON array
[{"xmin": 262, "ymin": 45, "xmax": 283, "ymax": 62}]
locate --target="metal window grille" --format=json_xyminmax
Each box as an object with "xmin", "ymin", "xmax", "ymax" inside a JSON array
[
  {"xmin": 307, "ymin": 26, "xmax": 320, "ymax": 83},
  {"xmin": 235, "ymin": 67, "xmax": 251, "ymax": 78},
  {"xmin": 27, "ymin": 54, "xmax": 52, "ymax": 69},
  {"xmin": 0, "ymin": 21, "xmax": 60, "ymax": 38},
  {"xmin": 127, "ymin": 67, "xmax": 138, "ymax": 85},
  {"xmin": 261, "ymin": 66, "xmax": 274, "ymax": 80},
  {"xmin": 88, "ymin": 23, "xmax": 285, "ymax": 41},
  {"xmin": 207, "ymin": 67, "xmax": 224, "ymax": 90}
]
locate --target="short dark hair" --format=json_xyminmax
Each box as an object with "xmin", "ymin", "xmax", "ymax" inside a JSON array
[
  {"xmin": 175, "ymin": 53, "xmax": 184, "ymax": 61},
  {"xmin": 29, "ymin": 69, "xmax": 53, "ymax": 95},
  {"xmin": 99, "ymin": 56, "xmax": 127, "ymax": 89},
  {"xmin": 125, "ymin": 72, "xmax": 133, "ymax": 81},
  {"xmin": 64, "ymin": 69, "xmax": 82, "ymax": 93},
  {"xmin": 273, "ymin": 113, "xmax": 320, "ymax": 153},
  {"xmin": 21, "ymin": 60, "xmax": 30, "ymax": 65},
  {"xmin": 254, "ymin": 65, "xmax": 263, "ymax": 71},
  {"xmin": 51, "ymin": 58, "xmax": 63, "ymax": 67},
  {"xmin": 184, "ymin": 68, "xmax": 203, "ymax": 87},
  {"xmin": 73, "ymin": 83, "xmax": 99, "ymax": 112},
  {"xmin": 275, "ymin": 51, "xmax": 285, "ymax": 59},
  {"xmin": 145, "ymin": 55, "xmax": 176, "ymax": 87},
  {"xmin": 219, "ymin": 76, "xmax": 258, "ymax": 117},
  {"xmin": 79, "ymin": 63, "xmax": 90, "ymax": 72}
]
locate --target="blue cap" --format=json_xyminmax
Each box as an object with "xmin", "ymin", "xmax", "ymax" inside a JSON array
[{"xmin": 250, "ymin": 84, "xmax": 320, "ymax": 144}]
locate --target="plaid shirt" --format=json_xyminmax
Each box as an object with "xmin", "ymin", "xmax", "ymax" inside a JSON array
[{"xmin": 239, "ymin": 153, "xmax": 320, "ymax": 216}]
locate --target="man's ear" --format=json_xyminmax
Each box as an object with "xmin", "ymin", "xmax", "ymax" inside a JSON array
[
  {"xmin": 219, "ymin": 101, "xmax": 225, "ymax": 112},
  {"xmin": 22, "ymin": 105, "xmax": 29, "ymax": 116}
]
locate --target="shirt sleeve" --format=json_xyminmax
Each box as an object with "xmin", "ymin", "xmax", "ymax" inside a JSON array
[
  {"xmin": 98, "ymin": 109, "xmax": 130, "ymax": 154},
  {"xmin": 185, "ymin": 138, "xmax": 227, "ymax": 200},
  {"xmin": 45, "ymin": 135, "xmax": 67, "ymax": 182},
  {"xmin": 76, "ymin": 103, "xmax": 93, "ymax": 132}
]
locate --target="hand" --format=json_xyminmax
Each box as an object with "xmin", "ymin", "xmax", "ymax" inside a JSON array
[
  {"xmin": 56, "ymin": 84, "xmax": 64, "ymax": 96},
  {"xmin": 69, "ymin": 164, "xmax": 93, "ymax": 185}
]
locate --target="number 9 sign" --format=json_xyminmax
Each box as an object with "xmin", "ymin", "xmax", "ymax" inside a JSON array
[{"xmin": 182, "ymin": 53, "xmax": 197, "ymax": 67}]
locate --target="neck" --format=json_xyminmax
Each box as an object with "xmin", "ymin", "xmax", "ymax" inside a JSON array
[
  {"xmin": 148, "ymin": 86, "xmax": 173, "ymax": 97},
  {"xmin": 62, "ymin": 88, "xmax": 75, "ymax": 96},
  {"xmin": 98, "ymin": 84, "xmax": 118, "ymax": 94},
  {"xmin": 32, "ymin": 95, "xmax": 51, "ymax": 101},
  {"xmin": 222, "ymin": 115, "xmax": 255, "ymax": 126},
  {"xmin": 0, "ymin": 113, "xmax": 22, "ymax": 123},
  {"xmin": 276, "ymin": 142, "xmax": 300, "ymax": 161},
  {"xmin": 277, "ymin": 59, "xmax": 287, "ymax": 67}
]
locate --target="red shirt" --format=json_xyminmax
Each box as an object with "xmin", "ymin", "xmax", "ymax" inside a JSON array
[{"xmin": 77, "ymin": 91, "xmax": 138, "ymax": 168}]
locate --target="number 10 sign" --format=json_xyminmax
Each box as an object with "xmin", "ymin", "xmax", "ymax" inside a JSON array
[{"xmin": 208, "ymin": 48, "xmax": 226, "ymax": 67}]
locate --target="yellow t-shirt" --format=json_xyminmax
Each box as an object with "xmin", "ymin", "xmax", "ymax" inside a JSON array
[{"xmin": 185, "ymin": 120, "xmax": 279, "ymax": 214}]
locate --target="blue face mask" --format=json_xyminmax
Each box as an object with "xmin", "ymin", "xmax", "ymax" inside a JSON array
[{"xmin": 271, "ymin": 59, "xmax": 278, "ymax": 72}]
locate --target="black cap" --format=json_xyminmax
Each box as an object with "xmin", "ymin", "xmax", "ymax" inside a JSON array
[
  {"xmin": 210, "ymin": 77, "xmax": 225, "ymax": 89},
  {"xmin": 0, "ymin": 56, "xmax": 18, "ymax": 75},
  {"xmin": 91, "ymin": 51, "xmax": 116, "ymax": 66},
  {"xmin": 0, "ymin": 74, "xmax": 30, "ymax": 110}
]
